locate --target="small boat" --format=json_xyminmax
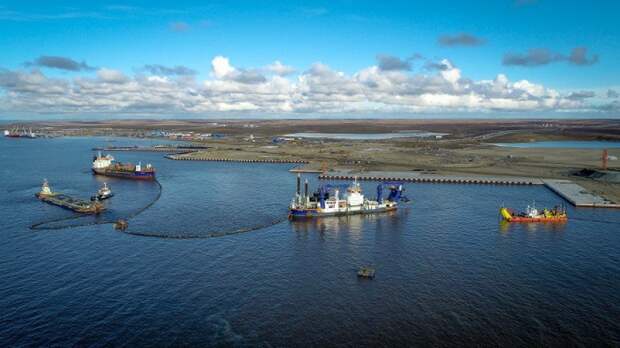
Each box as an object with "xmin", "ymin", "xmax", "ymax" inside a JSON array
[
  {"xmin": 114, "ymin": 219, "xmax": 128, "ymax": 230},
  {"xmin": 91, "ymin": 182, "xmax": 114, "ymax": 201},
  {"xmin": 357, "ymin": 266, "xmax": 376, "ymax": 279},
  {"xmin": 500, "ymin": 203, "xmax": 567, "ymax": 223}
]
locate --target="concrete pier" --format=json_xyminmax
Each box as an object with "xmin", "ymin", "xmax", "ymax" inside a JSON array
[
  {"xmin": 92, "ymin": 146, "xmax": 205, "ymax": 153},
  {"xmin": 318, "ymin": 170, "xmax": 619, "ymax": 208},
  {"xmin": 319, "ymin": 170, "xmax": 543, "ymax": 185},
  {"xmin": 542, "ymin": 179, "xmax": 620, "ymax": 208}
]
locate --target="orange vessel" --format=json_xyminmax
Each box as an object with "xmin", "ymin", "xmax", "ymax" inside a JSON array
[{"xmin": 500, "ymin": 204, "xmax": 567, "ymax": 223}]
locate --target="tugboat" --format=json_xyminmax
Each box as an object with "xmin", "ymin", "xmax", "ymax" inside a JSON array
[
  {"xmin": 500, "ymin": 203, "xmax": 567, "ymax": 223},
  {"xmin": 92, "ymin": 152, "xmax": 155, "ymax": 180},
  {"xmin": 91, "ymin": 182, "xmax": 114, "ymax": 201},
  {"xmin": 35, "ymin": 180, "xmax": 105, "ymax": 214},
  {"xmin": 289, "ymin": 175, "xmax": 406, "ymax": 219}
]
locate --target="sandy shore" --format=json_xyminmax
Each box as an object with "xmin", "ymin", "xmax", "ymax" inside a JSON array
[{"xmin": 11, "ymin": 119, "xmax": 620, "ymax": 203}]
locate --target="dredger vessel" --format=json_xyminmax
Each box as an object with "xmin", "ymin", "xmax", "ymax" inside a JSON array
[{"xmin": 289, "ymin": 175, "xmax": 406, "ymax": 219}]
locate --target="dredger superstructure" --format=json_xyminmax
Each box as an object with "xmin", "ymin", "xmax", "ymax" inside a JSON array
[{"xmin": 289, "ymin": 175, "xmax": 405, "ymax": 219}]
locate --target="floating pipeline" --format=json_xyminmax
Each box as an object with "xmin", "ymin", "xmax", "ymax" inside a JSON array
[
  {"xmin": 30, "ymin": 179, "xmax": 163, "ymax": 231},
  {"xmin": 30, "ymin": 179, "xmax": 287, "ymax": 240},
  {"xmin": 119, "ymin": 217, "xmax": 288, "ymax": 240}
]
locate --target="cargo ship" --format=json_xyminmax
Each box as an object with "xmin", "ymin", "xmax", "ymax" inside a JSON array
[
  {"xmin": 92, "ymin": 152, "xmax": 155, "ymax": 180},
  {"xmin": 500, "ymin": 203, "xmax": 567, "ymax": 223},
  {"xmin": 289, "ymin": 175, "xmax": 406, "ymax": 219},
  {"xmin": 35, "ymin": 180, "xmax": 105, "ymax": 214},
  {"xmin": 4, "ymin": 126, "xmax": 36, "ymax": 138}
]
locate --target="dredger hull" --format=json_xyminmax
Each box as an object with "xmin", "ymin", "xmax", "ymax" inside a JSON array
[{"xmin": 289, "ymin": 206, "xmax": 397, "ymax": 219}]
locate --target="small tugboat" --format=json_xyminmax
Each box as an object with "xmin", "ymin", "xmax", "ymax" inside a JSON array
[
  {"xmin": 288, "ymin": 175, "xmax": 406, "ymax": 219},
  {"xmin": 114, "ymin": 219, "xmax": 128, "ymax": 231},
  {"xmin": 91, "ymin": 182, "xmax": 114, "ymax": 201},
  {"xmin": 35, "ymin": 180, "xmax": 105, "ymax": 214},
  {"xmin": 500, "ymin": 203, "xmax": 567, "ymax": 223},
  {"xmin": 92, "ymin": 152, "xmax": 155, "ymax": 180}
]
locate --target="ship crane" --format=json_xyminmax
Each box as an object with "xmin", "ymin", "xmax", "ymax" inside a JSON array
[
  {"xmin": 376, "ymin": 182, "xmax": 407, "ymax": 203},
  {"xmin": 315, "ymin": 183, "xmax": 351, "ymax": 209}
]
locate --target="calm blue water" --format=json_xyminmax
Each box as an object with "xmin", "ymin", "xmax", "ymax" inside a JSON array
[
  {"xmin": 1, "ymin": 136, "xmax": 620, "ymax": 346},
  {"xmin": 494, "ymin": 141, "xmax": 620, "ymax": 149}
]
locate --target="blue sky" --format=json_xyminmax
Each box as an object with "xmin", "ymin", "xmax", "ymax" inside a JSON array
[{"xmin": 0, "ymin": 0, "xmax": 618, "ymax": 119}]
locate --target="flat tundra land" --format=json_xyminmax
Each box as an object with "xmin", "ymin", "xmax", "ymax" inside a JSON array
[{"xmin": 21, "ymin": 119, "xmax": 620, "ymax": 203}]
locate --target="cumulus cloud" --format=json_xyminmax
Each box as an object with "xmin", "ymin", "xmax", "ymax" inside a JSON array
[
  {"xmin": 25, "ymin": 55, "xmax": 95, "ymax": 71},
  {"xmin": 438, "ymin": 33, "xmax": 485, "ymax": 47},
  {"xmin": 143, "ymin": 64, "xmax": 196, "ymax": 76},
  {"xmin": 96, "ymin": 68, "xmax": 128, "ymax": 83},
  {"xmin": 566, "ymin": 90, "xmax": 595, "ymax": 100},
  {"xmin": 266, "ymin": 61, "xmax": 296, "ymax": 76},
  {"xmin": 608, "ymin": 89, "xmax": 619, "ymax": 98},
  {"xmin": 424, "ymin": 59, "xmax": 452, "ymax": 71},
  {"xmin": 376, "ymin": 55, "xmax": 411, "ymax": 71},
  {"xmin": 210, "ymin": 56, "xmax": 266, "ymax": 84},
  {"xmin": 0, "ymin": 55, "xmax": 614, "ymax": 116},
  {"xmin": 503, "ymin": 47, "xmax": 599, "ymax": 67}
]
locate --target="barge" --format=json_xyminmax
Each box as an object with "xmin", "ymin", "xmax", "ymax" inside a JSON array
[
  {"xmin": 289, "ymin": 175, "xmax": 406, "ymax": 219},
  {"xmin": 500, "ymin": 204, "xmax": 567, "ymax": 223},
  {"xmin": 92, "ymin": 152, "xmax": 155, "ymax": 180},
  {"xmin": 35, "ymin": 180, "xmax": 105, "ymax": 214}
]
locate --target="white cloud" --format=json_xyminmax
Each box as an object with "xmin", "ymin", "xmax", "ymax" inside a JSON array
[
  {"xmin": 96, "ymin": 68, "xmax": 127, "ymax": 84},
  {"xmin": 211, "ymin": 56, "xmax": 235, "ymax": 79},
  {"xmin": 266, "ymin": 60, "xmax": 296, "ymax": 76},
  {"xmin": 0, "ymin": 56, "xmax": 615, "ymax": 116}
]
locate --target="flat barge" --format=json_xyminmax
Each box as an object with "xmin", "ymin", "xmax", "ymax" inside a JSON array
[{"xmin": 35, "ymin": 180, "xmax": 105, "ymax": 214}]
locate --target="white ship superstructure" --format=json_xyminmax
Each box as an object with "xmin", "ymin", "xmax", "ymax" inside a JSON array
[
  {"xmin": 289, "ymin": 175, "xmax": 405, "ymax": 218},
  {"xmin": 92, "ymin": 152, "xmax": 114, "ymax": 169}
]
